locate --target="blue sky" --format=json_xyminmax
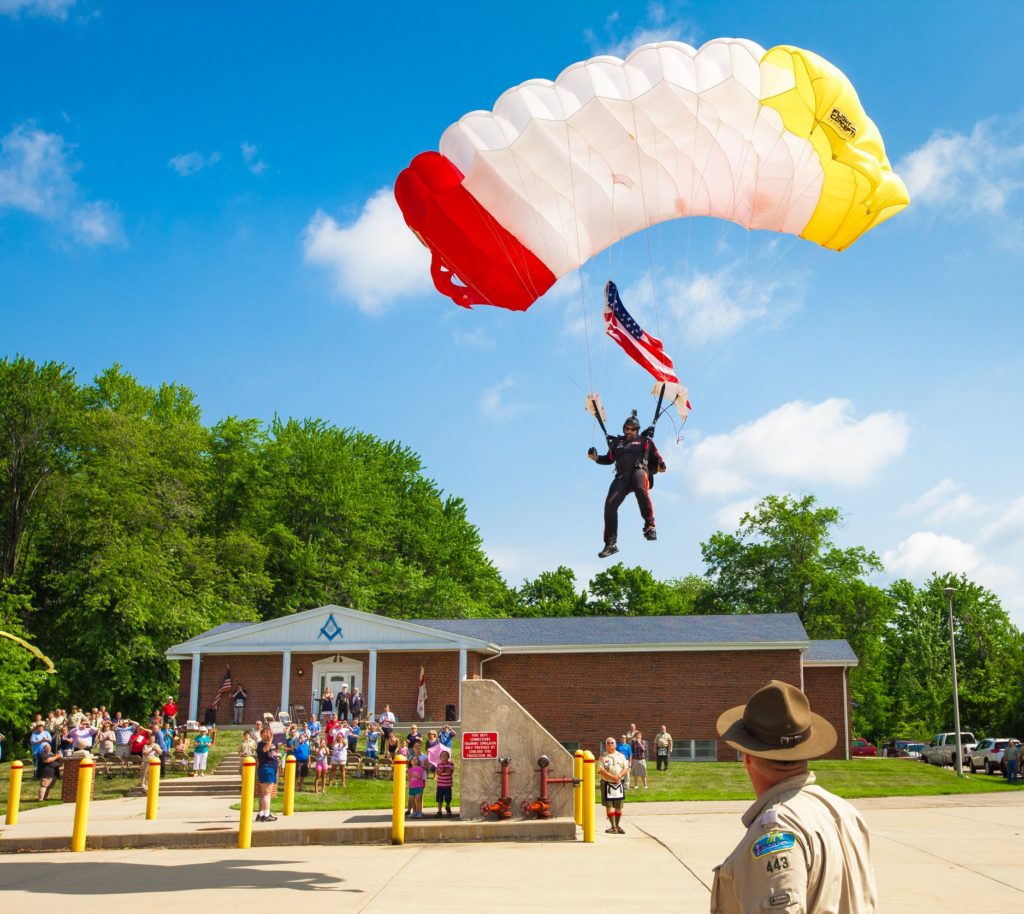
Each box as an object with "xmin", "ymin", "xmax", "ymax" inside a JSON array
[{"xmin": 3, "ymin": 1, "xmax": 1023, "ymax": 624}]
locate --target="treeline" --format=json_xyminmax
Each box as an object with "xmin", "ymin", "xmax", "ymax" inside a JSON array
[
  {"xmin": 2, "ymin": 357, "xmax": 1023, "ymax": 745},
  {"xmin": 0, "ymin": 356, "xmax": 506, "ymax": 727}
]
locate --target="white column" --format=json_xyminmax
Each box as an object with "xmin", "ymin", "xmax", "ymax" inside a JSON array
[
  {"xmin": 188, "ymin": 653, "xmax": 201, "ymax": 722},
  {"xmin": 281, "ymin": 651, "xmax": 291, "ymax": 715},
  {"xmin": 458, "ymin": 648, "xmax": 467, "ymax": 720},
  {"xmin": 367, "ymin": 649, "xmax": 378, "ymax": 719},
  {"xmin": 842, "ymin": 667, "xmax": 850, "ymax": 761}
]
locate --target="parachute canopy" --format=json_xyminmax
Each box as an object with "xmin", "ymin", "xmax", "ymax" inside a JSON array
[{"xmin": 395, "ymin": 38, "xmax": 909, "ymax": 312}]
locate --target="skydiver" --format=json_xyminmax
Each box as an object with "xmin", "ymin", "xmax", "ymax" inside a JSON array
[{"xmin": 588, "ymin": 412, "xmax": 666, "ymax": 559}]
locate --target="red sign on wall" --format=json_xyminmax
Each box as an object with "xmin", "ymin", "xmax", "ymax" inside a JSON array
[{"xmin": 461, "ymin": 731, "xmax": 499, "ymax": 759}]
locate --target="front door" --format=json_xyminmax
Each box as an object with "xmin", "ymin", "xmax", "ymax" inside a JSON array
[{"xmin": 311, "ymin": 656, "xmax": 364, "ymax": 716}]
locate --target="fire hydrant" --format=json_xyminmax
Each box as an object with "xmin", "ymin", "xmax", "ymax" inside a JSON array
[
  {"xmin": 479, "ymin": 756, "xmax": 514, "ymax": 819},
  {"xmin": 521, "ymin": 755, "xmax": 579, "ymax": 819}
]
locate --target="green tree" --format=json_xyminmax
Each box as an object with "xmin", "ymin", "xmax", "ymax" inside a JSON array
[
  {"xmin": 512, "ymin": 566, "xmax": 582, "ymax": 617},
  {"xmin": 699, "ymin": 494, "xmax": 892, "ymax": 739},
  {"xmin": 0, "ymin": 356, "xmax": 81, "ymax": 582},
  {"xmin": 584, "ymin": 563, "xmax": 675, "ymax": 615}
]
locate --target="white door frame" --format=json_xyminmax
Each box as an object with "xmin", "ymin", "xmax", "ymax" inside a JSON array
[{"xmin": 311, "ymin": 655, "xmax": 364, "ymax": 715}]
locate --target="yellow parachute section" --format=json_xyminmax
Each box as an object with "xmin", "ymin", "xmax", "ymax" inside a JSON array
[
  {"xmin": 760, "ymin": 45, "xmax": 910, "ymax": 251},
  {"xmin": 0, "ymin": 630, "xmax": 56, "ymax": 674}
]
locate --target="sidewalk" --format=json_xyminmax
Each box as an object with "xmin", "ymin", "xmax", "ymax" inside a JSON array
[
  {"xmin": 0, "ymin": 774, "xmax": 573, "ymax": 851},
  {"xmin": 2, "ymin": 783, "xmax": 1023, "ymax": 912}
]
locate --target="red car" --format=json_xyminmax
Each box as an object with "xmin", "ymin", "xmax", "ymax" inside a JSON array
[{"xmin": 850, "ymin": 738, "xmax": 877, "ymax": 757}]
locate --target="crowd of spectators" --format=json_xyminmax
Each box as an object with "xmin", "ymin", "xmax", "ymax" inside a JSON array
[{"xmin": 15, "ymin": 695, "xmax": 217, "ymax": 795}]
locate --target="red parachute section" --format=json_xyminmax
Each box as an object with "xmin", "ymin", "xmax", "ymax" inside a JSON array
[{"xmin": 394, "ymin": 152, "xmax": 555, "ymax": 311}]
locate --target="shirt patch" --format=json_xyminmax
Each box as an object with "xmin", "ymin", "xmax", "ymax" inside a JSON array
[
  {"xmin": 750, "ymin": 830, "xmax": 796, "ymax": 858},
  {"xmin": 769, "ymin": 893, "xmax": 792, "ymax": 906}
]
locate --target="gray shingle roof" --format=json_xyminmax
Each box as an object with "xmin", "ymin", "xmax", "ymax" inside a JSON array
[
  {"xmin": 804, "ymin": 639, "xmax": 858, "ymax": 664},
  {"xmin": 417, "ymin": 613, "xmax": 809, "ymax": 647}
]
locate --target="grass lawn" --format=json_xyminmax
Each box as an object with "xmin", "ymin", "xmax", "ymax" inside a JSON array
[
  {"xmin": 7, "ymin": 738, "xmax": 1020, "ymax": 819},
  {"xmin": 624, "ymin": 758, "xmax": 1022, "ymax": 802},
  {"xmin": 0, "ymin": 728, "xmax": 243, "ymax": 817}
]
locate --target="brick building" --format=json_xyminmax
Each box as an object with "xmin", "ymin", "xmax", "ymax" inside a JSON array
[{"xmin": 167, "ymin": 604, "xmax": 857, "ymax": 760}]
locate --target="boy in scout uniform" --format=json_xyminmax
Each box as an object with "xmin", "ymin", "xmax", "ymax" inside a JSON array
[{"xmin": 711, "ymin": 680, "xmax": 877, "ymax": 913}]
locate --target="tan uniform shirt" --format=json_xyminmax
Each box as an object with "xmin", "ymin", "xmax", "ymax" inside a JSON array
[{"xmin": 710, "ymin": 772, "xmax": 877, "ymax": 913}]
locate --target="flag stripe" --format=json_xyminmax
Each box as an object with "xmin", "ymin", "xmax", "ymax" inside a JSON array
[{"xmin": 603, "ymin": 281, "xmax": 679, "ymax": 384}]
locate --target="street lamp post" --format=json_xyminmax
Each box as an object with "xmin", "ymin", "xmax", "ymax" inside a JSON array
[{"xmin": 943, "ymin": 586, "xmax": 964, "ymax": 776}]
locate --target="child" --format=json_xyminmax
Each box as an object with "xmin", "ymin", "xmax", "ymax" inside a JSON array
[
  {"xmin": 364, "ymin": 721, "xmax": 380, "ymax": 761},
  {"xmin": 313, "ymin": 739, "xmax": 329, "ymax": 794},
  {"xmin": 191, "ymin": 725, "xmax": 211, "ymax": 777},
  {"xmin": 329, "ymin": 732, "xmax": 347, "ymax": 787},
  {"xmin": 434, "ymin": 748, "xmax": 455, "ymax": 817},
  {"xmin": 407, "ymin": 754, "xmax": 426, "ymax": 818}
]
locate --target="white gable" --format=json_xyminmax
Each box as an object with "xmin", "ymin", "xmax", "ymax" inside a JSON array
[{"xmin": 166, "ymin": 604, "xmax": 492, "ymax": 658}]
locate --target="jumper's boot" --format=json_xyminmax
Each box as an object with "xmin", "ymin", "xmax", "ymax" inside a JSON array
[
  {"xmin": 598, "ymin": 541, "xmax": 619, "ymax": 559},
  {"xmin": 643, "ymin": 524, "xmax": 657, "ymax": 541}
]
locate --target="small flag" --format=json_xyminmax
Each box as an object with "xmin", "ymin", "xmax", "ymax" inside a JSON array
[
  {"xmin": 416, "ymin": 666, "xmax": 427, "ymax": 720},
  {"xmin": 604, "ymin": 280, "xmax": 679, "ymax": 384},
  {"xmin": 210, "ymin": 669, "xmax": 232, "ymax": 708}
]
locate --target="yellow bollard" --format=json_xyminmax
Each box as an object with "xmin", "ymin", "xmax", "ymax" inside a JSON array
[
  {"xmin": 6, "ymin": 760, "xmax": 23, "ymax": 825},
  {"xmin": 70, "ymin": 754, "xmax": 95, "ymax": 852},
  {"xmin": 582, "ymin": 750, "xmax": 595, "ymax": 843},
  {"xmin": 283, "ymin": 754, "xmax": 296, "ymax": 816},
  {"xmin": 145, "ymin": 755, "xmax": 161, "ymax": 820},
  {"xmin": 391, "ymin": 755, "xmax": 407, "ymax": 845},
  {"xmin": 573, "ymin": 750, "xmax": 583, "ymax": 827},
  {"xmin": 239, "ymin": 755, "xmax": 256, "ymax": 850}
]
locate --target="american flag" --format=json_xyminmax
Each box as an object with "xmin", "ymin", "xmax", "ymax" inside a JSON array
[
  {"xmin": 210, "ymin": 669, "xmax": 232, "ymax": 708},
  {"xmin": 604, "ymin": 281, "xmax": 679, "ymax": 384}
]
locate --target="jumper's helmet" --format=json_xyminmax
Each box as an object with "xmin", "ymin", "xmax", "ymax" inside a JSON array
[{"xmin": 623, "ymin": 413, "xmax": 640, "ymax": 433}]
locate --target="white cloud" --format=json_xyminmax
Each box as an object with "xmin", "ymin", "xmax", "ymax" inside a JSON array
[
  {"xmin": 241, "ymin": 142, "xmax": 267, "ymax": 176},
  {"xmin": 981, "ymin": 495, "xmax": 1024, "ymax": 546},
  {"xmin": 883, "ymin": 531, "xmax": 1023, "ymax": 620},
  {"xmin": 0, "ymin": 0, "xmax": 76, "ymax": 19},
  {"xmin": 898, "ymin": 478, "xmax": 984, "ymax": 525},
  {"xmin": 0, "ymin": 121, "xmax": 122, "ymax": 245},
  {"xmin": 683, "ymin": 398, "xmax": 909, "ymax": 497},
  {"xmin": 621, "ymin": 266, "xmax": 801, "ymax": 346},
  {"xmin": 168, "ymin": 151, "xmax": 220, "ymax": 176},
  {"xmin": 302, "ymin": 189, "xmax": 431, "ymax": 314},
  {"xmin": 584, "ymin": 3, "xmax": 699, "ymax": 58},
  {"xmin": 480, "ymin": 376, "xmax": 529, "ymax": 422},
  {"xmin": 898, "ymin": 119, "xmax": 1024, "ymax": 218},
  {"xmin": 714, "ymin": 496, "xmax": 762, "ymax": 530},
  {"xmin": 70, "ymin": 200, "xmax": 122, "ymax": 245}
]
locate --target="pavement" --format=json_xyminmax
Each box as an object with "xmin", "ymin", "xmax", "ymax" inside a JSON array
[{"xmin": 2, "ymin": 777, "xmax": 1023, "ymax": 912}]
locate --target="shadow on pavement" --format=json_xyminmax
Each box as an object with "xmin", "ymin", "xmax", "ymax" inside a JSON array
[{"xmin": 0, "ymin": 858, "xmax": 351, "ymax": 894}]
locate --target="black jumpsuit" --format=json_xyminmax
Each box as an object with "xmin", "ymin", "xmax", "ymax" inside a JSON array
[{"xmin": 595, "ymin": 433, "xmax": 665, "ymax": 544}]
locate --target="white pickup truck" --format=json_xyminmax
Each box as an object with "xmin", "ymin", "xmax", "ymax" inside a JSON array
[{"xmin": 921, "ymin": 731, "xmax": 977, "ymax": 766}]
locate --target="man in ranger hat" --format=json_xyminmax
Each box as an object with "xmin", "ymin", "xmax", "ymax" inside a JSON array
[{"xmin": 711, "ymin": 680, "xmax": 877, "ymax": 914}]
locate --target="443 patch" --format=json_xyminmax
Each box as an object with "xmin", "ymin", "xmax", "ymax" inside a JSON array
[{"xmin": 750, "ymin": 830, "xmax": 796, "ymax": 858}]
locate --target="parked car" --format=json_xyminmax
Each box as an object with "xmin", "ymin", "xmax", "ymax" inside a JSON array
[
  {"xmin": 967, "ymin": 738, "xmax": 1019, "ymax": 775},
  {"xmin": 850, "ymin": 738, "xmax": 877, "ymax": 757},
  {"xmin": 882, "ymin": 739, "xmax": 921, "ymax": 758},
  {"xmin": 905, "ymin": 742, "xmax": 925, "ymax": 758},
  {"xmin": 921, "ymin": 732, "xmax": 978, "ymax": 766}
]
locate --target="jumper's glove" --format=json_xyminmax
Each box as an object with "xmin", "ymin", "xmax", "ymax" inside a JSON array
[
  {"xmin": 642, "ymin": 426, "xmax": 655, "ymax": 439},
  {"xmin": 657, "ymin": 460, "xmax": 667, "ymax": 473},
  {"xmin": 587, "ymin": 447, "xmax": 598, "ymax": 461}
]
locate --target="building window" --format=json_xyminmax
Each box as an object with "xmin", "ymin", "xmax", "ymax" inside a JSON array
[
  {"xmin": 671, "ymin": 738, "xmax": 717, "ymax": 761},
  {"xmin": 560, "ymin": 740, "xmax": 581, "ymax": 753}
]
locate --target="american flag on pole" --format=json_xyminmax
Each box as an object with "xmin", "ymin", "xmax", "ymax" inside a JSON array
[
  {"xmin": 416, "ymin": 666, "xmax": 427, "ymax": 720},
  {"xmin": 604, "ymin": 281, "xmax": 679, "ymax": 384},
  {"xmin": 210, "ymin": 669, "xmax": 232, "ymax": 708}
]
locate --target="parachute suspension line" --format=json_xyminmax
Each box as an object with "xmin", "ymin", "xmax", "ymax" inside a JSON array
[
  {"xmin": 628, "ymin": 95, "xmax": 663, "ymax": 342},
  {"xmin": 563, "ymin": 120, "xmax": 595, "ymax": 396}
]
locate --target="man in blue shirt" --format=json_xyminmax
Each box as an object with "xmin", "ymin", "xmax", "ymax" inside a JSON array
[
  {"xmin": 616, "ymin": 735, "xmax": 633, "ymax": 789},
  {"xmin": 291, "ymin": 732, "xmax": 311, "ymax": 791},
  {"xmin": 153, "ymin": 722, "xmax": 170, "ymax": 776},
  {"xmin": 30, "ymin": 721, "xmax": 52, "ymax": 776}
]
